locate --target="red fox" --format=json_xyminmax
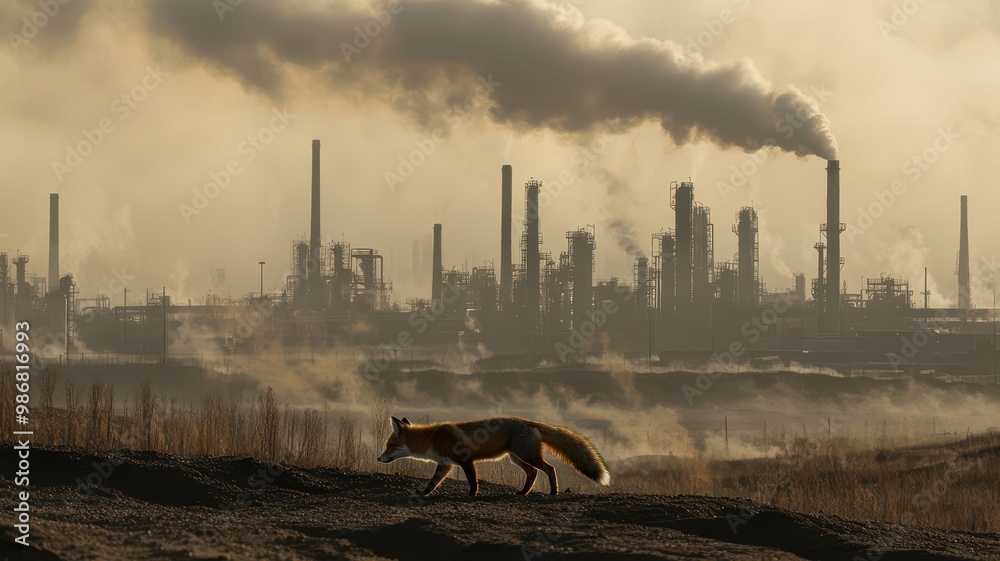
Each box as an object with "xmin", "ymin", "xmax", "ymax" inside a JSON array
[{"xmin": 377, "ymin": 416, "xmax": 611, "ymax": 496}]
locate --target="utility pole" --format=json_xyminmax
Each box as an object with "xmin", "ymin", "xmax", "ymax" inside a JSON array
[
  {"xmin": 648, "ymin": 318, "xmax": 653, "ymax": 373},
  {"xmin": 922, "ymin": 267, "xmax": 930, "ymax": 310},
  {"xmin": 994, "ymin": 290, "xmax": 997, "ymax": 385},
  {"xmin": 65, "ymin": 288, "xmax": 70, "ymax": 363},
  {"xmin": 162, "ymin": 286, "xmax": 167, "ymax": 364},
  {"xmin": 146, "ymin": 288, "xmax": 152, "ymax": 358},
  {"xmin": 259, "ymin": 261, "xmax": 266, "ymax": 298},
  {"xmin": 122, "ymin": 287, "xmax": 129, "ymax": 357}
]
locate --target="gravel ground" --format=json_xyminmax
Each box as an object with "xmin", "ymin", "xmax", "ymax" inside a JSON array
[{"xmin": 2, "ymin": 447, "xmax": 999, "ymax": 560}]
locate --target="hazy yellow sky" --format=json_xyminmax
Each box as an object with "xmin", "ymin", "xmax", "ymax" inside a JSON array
[{"xmin": 1, "ymin": 0, "xmax": 998, "ymax": 307}]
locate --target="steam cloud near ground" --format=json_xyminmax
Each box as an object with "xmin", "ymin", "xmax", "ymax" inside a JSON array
[
  {"xmin": 137, "ymin": 0, "xmax": 838, "ymax": 159},
  {"xmin": 81, "ymin": 321, "xmax": 1000, "ymax": 464}
]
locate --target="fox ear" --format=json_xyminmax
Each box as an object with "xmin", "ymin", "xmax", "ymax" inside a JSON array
[
  {"xmin": 391, "ymin": 416, "xmax": 404, "ymax": 435},
  {"xmin": 400, "ymin": 417, "xmax": 411, "ymax": 426}
]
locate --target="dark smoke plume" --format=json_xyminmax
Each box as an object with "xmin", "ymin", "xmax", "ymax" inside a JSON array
[
  {"xmin": 145, "ymin": 0, "xmax": 838, "ymax": 159},
  {"xmin": 607, "ymin": 218, "xmax": 644, "ymax": 258},
  {"xmin": 598, "ymin": 168, "xmax": 645, "ymax": 258}
]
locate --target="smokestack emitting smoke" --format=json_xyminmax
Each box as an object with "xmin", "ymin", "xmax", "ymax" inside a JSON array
[
  {"xmin": 48, "ymin": 193, "xmax": 58, "ymax": 293},
  {"xmin": 146, "ymin": 0, "xmax": 837, "ymax": 159},
  {"xmin": 309, "ymin": 139, "xmax": 322, "ymax": 310},
  {"xmin": 674, "ymin": 183, "xmax": 694, "ymax": 315},
  {"xmin": 958, "ymin": 195, "xmax": 971, "ymax": 310},
  {"xmin": 432, "ymin": 223, "xmax": 442, "ymax": 304},
  {"xmin": 500, "ymin": 165, "xmax": 513, "ymax": 311},
  {"xmin": 825, "ymin": 160, "xmax": 841, "ymax": 332}
]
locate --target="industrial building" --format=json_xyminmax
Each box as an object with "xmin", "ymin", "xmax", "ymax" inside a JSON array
[{"xmin": 0, "ymin": 143, "xmax": 996, "ymax": 381}]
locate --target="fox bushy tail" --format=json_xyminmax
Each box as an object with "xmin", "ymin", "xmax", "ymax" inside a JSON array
[{"xmin": 536, "ymin": 424, "xmax": 611, "ymax": 485}]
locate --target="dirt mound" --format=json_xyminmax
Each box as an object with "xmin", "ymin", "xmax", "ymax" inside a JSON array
[{"xmin": 4, "ymin": 448, "xmax": 999, "ymax": 560}]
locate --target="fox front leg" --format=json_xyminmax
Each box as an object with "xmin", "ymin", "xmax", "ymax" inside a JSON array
[
  {"xmin": 460, "ymin": 462, "xmax": 479, "ymax": 496},
  {"xmin": 419, "ymin": 463, "xmax": 454, "ymax": 496}
]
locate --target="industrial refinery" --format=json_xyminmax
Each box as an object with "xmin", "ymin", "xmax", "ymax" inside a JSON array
[{"xmin": 1, "ymin": 143, "xmax": 994, "ymax": 380}]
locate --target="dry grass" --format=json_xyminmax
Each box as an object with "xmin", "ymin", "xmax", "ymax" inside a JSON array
[
  {"xmin": 1, "ymin": 361, "xmax": 997, "ymax": 533},
  {"xmin": 602, "ymin": 431, "xmax": 1000, "ymax": 533}
]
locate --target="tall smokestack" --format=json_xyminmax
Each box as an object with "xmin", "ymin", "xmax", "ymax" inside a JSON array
[
  {"xmin": 636, "ymin": 256, "xmax": 649, "ymax": 320},
  {"xmin": 958, "ymin": 195, "xmax": 971, "ymax": 311},
  {"xmin": 673, "ymin": 183, "xmax": 693, "ymax": 316},
  {"xmin": 659, "ymin": 233, "xmax": 675, "ymax": 325},
  {"xmin": 736, "ymin": 207, "xmax": 758, "ymax": 306},
  {"xmin": 309, "ymin": 140, "xmax": 322, "ymax": 310},
  {"xmin": 525, "ymin": 180, "xmax": 541, "ymax": 330},
  {"xmin": 432, "ymin": 224, "xmax": 442, "ymax": 305},
  {"xmin": 692, "ymin": 204, "xmax": 713, "ymax": 309},
  {"xmin": 815, "ymin": 242, "xmax": 825, "ymax": 333},
  {"xmin": 825, "ymin": 160, "xmax": 841, "ymax": 333},
  {"xmin": 569, "ymin": 230, "xmax": 593, "ymax": 329},
  {"xmin": 500, "ymin": 165, "xmax": 513, "ymax": 311},
  {"xmin": 48, "ymin": 193, "xmax": 59, "ymax": 294}
]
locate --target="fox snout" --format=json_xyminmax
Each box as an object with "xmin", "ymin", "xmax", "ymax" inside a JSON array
[{"xmin": 378, "ymin": 444, "xmax": 409, "ymax": 463}]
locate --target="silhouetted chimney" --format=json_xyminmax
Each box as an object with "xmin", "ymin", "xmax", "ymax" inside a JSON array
[
  {"xmin": 525, "ymin": 180, "xmax": 541, "ymax": 329},
  {"xmin": 736, "ymin": 207, "xmax": 758, "ymax": 306},
  {"xmin": 500, "ymin": 165, "xmax": 513, "ymax": 311},
  {"xmin": 958, "ymin": 195, "xmax": 971, "ymax": 310},
  {"xmin": 309, "ymin": 140, "xmax": 323, "ymax": 310},
  {"xmin": 674, "ymin": 182, "xmax": 694, "ymax": 316},
  {"xmin": 659, "ymin": 233, "xmax": 675, "ymax": 325},
  {"xmin": 432, "ymin": 224, "xmax": 442, "ymax": 305},
  {"xmin": 825, "ymin": 160, "xmax": 841, "ymax": 332},
  {"xmin": 49, "ymin": 193, "xmax": 58, "ymax": 293}
]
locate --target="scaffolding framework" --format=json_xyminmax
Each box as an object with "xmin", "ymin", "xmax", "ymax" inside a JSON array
[
  {"xmin": 521, "ymin": 179, "xmax": 543, "ymax": 332},
  {"xmin": 693, "ymin": 203, "xmax": 714, "ymax": 308},
  {"xmin": 567, "ymin": 228, "xmax": 595, "ymax": 329},
  {"xmin": 652, "ymin": 230, "xmax": 676, "ymax": 323},
  {"xmin": 351, "ymin": 248, "xmax": 389, "ymax": 313},
  {"xmin": 634, "ymin": 256, "xmax": 651, "ymax": 321},
  {"xmin": 865, "ymin": 276, "xmax": 913, "ymax": 311}
]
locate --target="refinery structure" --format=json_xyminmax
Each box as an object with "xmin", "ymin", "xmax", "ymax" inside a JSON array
[{"xmin": 1, "ymin": 141, "xmax": 996, "ymax": 378}]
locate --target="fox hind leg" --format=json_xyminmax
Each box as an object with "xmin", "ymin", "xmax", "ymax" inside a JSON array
[
  {"xmin": 525, "ymin": 452, "xmax": 558, "ymax": 495},
  {"xmin": 510, "ymin": 454, "xmax": 538, "ymax": 495}
]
